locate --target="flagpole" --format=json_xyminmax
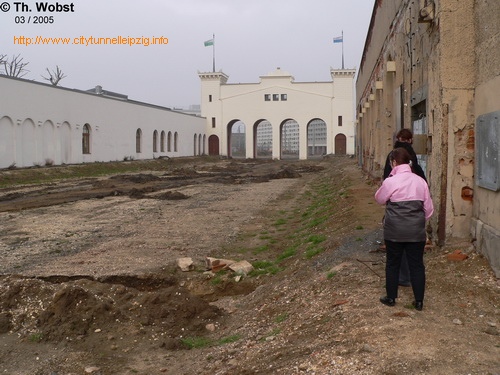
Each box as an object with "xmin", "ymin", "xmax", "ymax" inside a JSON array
[
  {"xmin": 212, "ymin": 33, "xmax": 215, "ymax": 72},
  {"xmin": 341, "ymin": 30, "xmax": 344, "ymax": 69}
]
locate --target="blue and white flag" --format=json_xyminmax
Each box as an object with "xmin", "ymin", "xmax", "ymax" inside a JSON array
[{"xmin": 333, "ymin": 36, "xmax": 343, "ymax": 44}]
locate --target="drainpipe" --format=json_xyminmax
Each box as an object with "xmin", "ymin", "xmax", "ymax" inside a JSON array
[{"xmin": 438, "ymin": 103, "xmax": 449, "ymax": 246}]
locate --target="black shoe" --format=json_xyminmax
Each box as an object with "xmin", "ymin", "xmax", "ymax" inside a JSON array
[
  {"xmin": 379, "ymin": 296, "xmax": 395, "ymax": 307},
  {"xmin": 412, "ymin": 301, "xmax": 423, "ymax": 311}
]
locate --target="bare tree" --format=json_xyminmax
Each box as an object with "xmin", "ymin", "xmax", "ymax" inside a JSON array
[
  {"xmin": 0, "ymin": 54, "xmax": 30, "ymax": 77},
  {"xmin": 42, "ymin": 65, "xmax": 67, "ymax": 86}
]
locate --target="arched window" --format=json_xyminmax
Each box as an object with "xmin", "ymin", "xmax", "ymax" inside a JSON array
[
  {"xmin": 82, "ymin": 124, "xmax": 91, "ymax": 154},
  {"xmin": 136, "ymin": 128, "xmax": 142, "ymax": 153},
  {"xmin": 160, "ymin": 131, "xmax": 166, "ymax": 152},
  {"xmin": 153, "ymin": 130, "xmax": 158, "ymax": 153},
  {"xmin": 167, "ymin": 131, "xmax": 172, "ymax": 152},
  {"xmin": 174, "ymin": 132, "xmax": 178, "ymax": 152},
  {"xmin": 193, "ymin": 134, "xmax": 198, "ymax": 155}
]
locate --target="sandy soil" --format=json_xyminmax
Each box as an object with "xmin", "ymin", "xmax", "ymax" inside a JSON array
[{"xmin": 0, "ymin": 156, "xmax": 498, "ymax": 375}]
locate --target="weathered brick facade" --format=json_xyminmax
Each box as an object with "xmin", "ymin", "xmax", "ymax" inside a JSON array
[{"xmin": 356, "ymin": 0, "xmax": 500, "ymax": 276}]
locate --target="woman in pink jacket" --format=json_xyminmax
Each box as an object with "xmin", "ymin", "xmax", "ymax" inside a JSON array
[{"xmin": 375, "ymin": 147, "xmax": 434, "ymax": 311}]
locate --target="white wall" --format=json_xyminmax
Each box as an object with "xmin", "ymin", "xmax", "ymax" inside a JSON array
[{"xmin": 0, "ymin": 76, "xmax": 207, "ymax": 168}]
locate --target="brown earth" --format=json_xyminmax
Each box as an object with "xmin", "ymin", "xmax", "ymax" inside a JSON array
[{"xmin": 0, "ymin": 156, "xmax": 498, "ymax": 375}]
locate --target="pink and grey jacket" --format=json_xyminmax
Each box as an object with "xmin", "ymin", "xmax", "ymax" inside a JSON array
[{"xmin": 375, "ymin": 164, "xmax": 434, "ymax": 242}]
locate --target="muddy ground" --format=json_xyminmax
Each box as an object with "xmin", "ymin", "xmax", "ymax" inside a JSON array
[{"xmin": 0, "ymin": 156, "xmax": 498, "ymax": 375}]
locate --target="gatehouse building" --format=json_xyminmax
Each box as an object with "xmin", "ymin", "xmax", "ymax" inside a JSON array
[{"xmin": 198, "ymin": 67, "xmax": 356, "ymax": 159}]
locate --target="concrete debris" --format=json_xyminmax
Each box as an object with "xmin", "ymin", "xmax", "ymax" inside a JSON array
[
  {"xmin": 447, "ymin": 250, "xmax": 468, "ymax": 262},
  {"xmin": 84, "ymin": 367, "xmax": 101, "ymax": 374},
  {"xmin": 205, "ymin": 257, "xmax": 236, "ymax": 272},
  {"xmin": 177, "ymin": 257, "xmax": 194, "ymax": 272},
  {"xmin": 228, "ymin": 260, "xmax": 254, "ymax": 276}
]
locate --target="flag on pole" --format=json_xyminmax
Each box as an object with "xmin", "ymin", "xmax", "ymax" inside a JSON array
[
  {"xmin": 333, "ymin": 36, "xmax": 343, "ymax": 44},
  {"xmin": 204, "ymin": 34, "xmax": 216, "ymax": 72}
]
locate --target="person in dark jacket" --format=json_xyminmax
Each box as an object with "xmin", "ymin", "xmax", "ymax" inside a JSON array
[
  {"xmin": 383, "ymin": 128, "xmax": 427, "ymax": 182},
  {"xmin": 375, "ymin": 147, "xmax": 434, "ymax": 311},
  {"xmin": 382, "ymin": 128, "xmax": 427, "ymax": 286}
]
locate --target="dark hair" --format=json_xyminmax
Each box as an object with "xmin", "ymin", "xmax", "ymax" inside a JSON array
[
  {"xmin": 389, "ymin": 147, "xmax": 411, "ymax": 166},
  {"xmin": 396, "ymin": 128, "xmax": 413, "ymax": 141}
]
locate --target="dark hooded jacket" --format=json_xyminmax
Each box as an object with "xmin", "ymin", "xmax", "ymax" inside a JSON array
[{"xmin": 383, "ymin": 141, "xmax": 427, "ymax": 182}]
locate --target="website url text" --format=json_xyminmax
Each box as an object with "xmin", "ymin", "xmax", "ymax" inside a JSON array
[{"xmin": 13, "ymin": 35, "xmax": 169, "ymax": 47}]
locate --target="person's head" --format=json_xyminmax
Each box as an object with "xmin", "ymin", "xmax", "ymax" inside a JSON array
[
  {"xmin": 389, "ymin": 147, "xmax": 411, "ymax": 168},
  {"xmin": 396, "ymin": 128, "xmax": 413, "ymax": 143}
]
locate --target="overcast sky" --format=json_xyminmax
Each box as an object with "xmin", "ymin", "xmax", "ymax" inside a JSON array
[{"xmin": 1, "ymin": 0, "xmax": 374, "ymax": 109}]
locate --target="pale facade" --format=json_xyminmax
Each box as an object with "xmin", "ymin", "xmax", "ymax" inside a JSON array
[
  {"xmin": 356, "ymin": 0, "xmax": 500, "ymax": 275},
  {"xmin": 198, "ymin": 67, "xmax": 355, "ymax": 159},
  {"xmin": 0, "ymin": 76, "xmax": 207, "ymax": 168}
]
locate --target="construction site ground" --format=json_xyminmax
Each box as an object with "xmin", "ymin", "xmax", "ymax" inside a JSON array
[{"xmin": 0, "ymin": 156, "xmax": 498, "ymax": 375}]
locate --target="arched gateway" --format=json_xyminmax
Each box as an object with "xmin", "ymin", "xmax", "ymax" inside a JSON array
[{"xmin": 198, "ymin": 68, "xmax": 356, "ymax": 160}]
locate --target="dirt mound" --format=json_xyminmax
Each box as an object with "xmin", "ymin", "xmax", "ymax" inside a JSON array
[
  {"xmin": 270, "ymin": 166, "xmax": 302, "ymax": 179},
  {"xmin": 0, "ymin": 274, "xmax": 224, "ymax": 345},
  {"xmin": 109, "ymin": 173, "xmax": 161, "ymax": 183},
  {"xmin": 154, "ymin": 191, "xmax": 190, "ymax": 200}
]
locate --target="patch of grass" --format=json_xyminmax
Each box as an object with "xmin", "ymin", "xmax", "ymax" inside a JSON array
[
  {"xmin": 253, "ymin": 244, "xmax": 269, "ymax": 254},
  {"xmin": 273, "ymin": 218, "xmax": 287, "ymax": 226},
  {"xmin": 305, "ymin": 245, "xmax": 324, "ymax": 259},
  {"xmin": 355, "ymin": 225, "xmax": 364, "ymax": 230},
  {"xmin": 0, "ymin": 159, "xmax": 176, "ymax": 188},
  {"xmin": 277, "ymin": 245, "xmax": 297, "ymax": 261},
  {"xmin": 327, "ymin": 271, "xmax": 337, "ymax": 279},
  {"xmin": 181, "ymin": 334, "xmax": 241, "ymax": 349},
  {"xmin": 217, "ymin": 334, "xmax": 241, "ymax": 345},
  {"xmin": 261, "ymin": 327, "xmax": 281, "ymax": 340},
  {"xmin": 250, "ymin": 260, "xmax": 281, "ymax": 276},
  {"xmin": 210, "ymin": 271, "xmax": 228, "ymax": 285},
  {"xmin": 275, "ymin": 313, "xmax": 289, "ymax": 323},
  {"xmin": 305, "ymin": 215, "xmax": 328, "ymax": 228},
  {"xmin": 307, "ymin": 234, "xmax": 326, "ymax": 244},
  {"xmin": 28, "ymin": 333, "xmax": 43, "ymax": 343},
  {"xmin": 252, "ymin": 260, "xmax": 274, "ymax": 268},
  {"xmin": 181, "ymin": 336, "xmax": 211, "ymax": 349},
  {"xmin": 405, "ymin": 303, "xmax": 417, "ymax": 310}
]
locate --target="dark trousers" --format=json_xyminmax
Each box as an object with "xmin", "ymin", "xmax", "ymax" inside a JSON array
[
  {"xmin": 385, "ymin": 240, "xmax": 426, "ymax": 301},
  {"xmin": 399, "ymin": 252, "xmax": 410, "ymax": 284}
]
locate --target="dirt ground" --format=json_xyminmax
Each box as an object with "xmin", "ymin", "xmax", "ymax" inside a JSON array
[{"xmin": 0, "ymin": 156, "xmax": 498, "ymax": 375}]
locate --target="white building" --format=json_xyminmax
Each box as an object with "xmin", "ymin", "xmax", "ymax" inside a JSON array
[
  {"xmin": 198, "ymin": 67, "xmax": 356, "ymax": 159},
  {"xmin": 1, "ymin": 66, "xmax": 355, "ymax": 169},
  {"xmin": 0, "ymin": 76, "xmax": 207, "ymax": 169}
]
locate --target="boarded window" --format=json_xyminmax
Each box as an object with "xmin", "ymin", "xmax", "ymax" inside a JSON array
[
  {"xmin": 136, "ymin": 129, "xmax": 142, "ymax": 153},
  {"xmin": 167, "ymin": 131, "xmax": 172, "ymax": 152},
  {"xmin": 82, "ymin": 124, "xmax": 91, "ymax": 154},
  {"xmin": 153, "ymin": 130, "xmax": 158, "ymax": 152},
  {"xmin": 160, "ymin": 131, "xmax": 166, "ymax": 152}
]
